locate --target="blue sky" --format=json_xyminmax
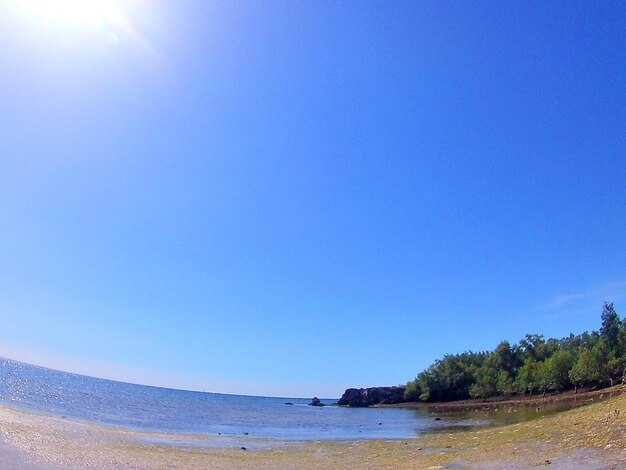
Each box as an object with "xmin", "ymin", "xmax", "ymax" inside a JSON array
[{"xmin": 0, "ymin": 0, "xmax": 625, "ymax": 397}]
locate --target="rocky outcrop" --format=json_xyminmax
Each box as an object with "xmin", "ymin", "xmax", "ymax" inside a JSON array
[
  {"xmin": 309, "ymin": 397, "xmax": 324, "ymax": 406},
  {"xmin": 337, "ymin": 386, "xmax": 406, "ymax": 407}
]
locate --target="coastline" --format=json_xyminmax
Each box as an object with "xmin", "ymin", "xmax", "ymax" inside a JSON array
[
  {"xmin": 381, "ymin": 384, "xmax": 626, "ymax": 413},
  {"xmin": 0, "ymin": 392, "xmax": 625, "ymax": 469}
]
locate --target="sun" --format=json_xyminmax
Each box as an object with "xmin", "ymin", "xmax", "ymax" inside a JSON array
[
  {"xmin": 8, "ymin": 0, "xmax": 155, "ymax": 57},
  {"xmin": 12, "ymin": 0, "xmax": 124, "ymax": 27}
]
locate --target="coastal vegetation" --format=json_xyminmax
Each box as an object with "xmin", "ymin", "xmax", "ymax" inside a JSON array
[{"xmin": 405, "ymin": 302, "xmax": 625, "ymax": 402}]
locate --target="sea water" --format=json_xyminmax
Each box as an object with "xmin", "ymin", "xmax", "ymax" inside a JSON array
[{"xmin": 0, "ymin": 358, "xmax": 482, "ymax": 443}]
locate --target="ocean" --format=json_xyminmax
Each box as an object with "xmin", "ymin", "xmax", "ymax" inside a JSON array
[{"xmin": 0, "ymin": 358, "xmax": 483, "ymax": 445}]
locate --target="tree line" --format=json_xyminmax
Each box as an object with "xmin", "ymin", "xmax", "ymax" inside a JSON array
[{"xmin": 405, "ymin": 302, "xmax": 625, "ymax": 402}]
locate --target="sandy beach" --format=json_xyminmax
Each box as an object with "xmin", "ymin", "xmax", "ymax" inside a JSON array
[{"xmin": 1, "ymin": 389, "xmax": 626, "ymax": 469}]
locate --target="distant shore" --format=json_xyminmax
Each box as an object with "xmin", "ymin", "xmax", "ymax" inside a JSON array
[{"xmin": 1, "ymin": 390, "xmax": 626, "ymax": 469}]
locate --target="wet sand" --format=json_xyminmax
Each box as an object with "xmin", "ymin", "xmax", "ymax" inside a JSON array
[{"xmin": 1, "ymin": 390, "xmax": 626, "ymax": 469}]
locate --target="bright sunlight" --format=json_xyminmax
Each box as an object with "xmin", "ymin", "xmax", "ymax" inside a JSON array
[{"xmin": 11, "ymin": 0, "xmax": 125, "ymax": 27}]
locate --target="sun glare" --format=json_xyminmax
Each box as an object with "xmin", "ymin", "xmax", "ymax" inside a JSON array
[{"xmin": 13, "ymin": 0, "xmax": 124, "ymax": 27}]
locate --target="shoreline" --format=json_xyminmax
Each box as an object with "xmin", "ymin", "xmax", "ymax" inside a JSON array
[
  {"xmin": 378, "ymin": 384, "xmax": 626, "ymax": 412},
  {"xmin": 0, "ymin": 392, "xmax": 625, "ymax": 469}
]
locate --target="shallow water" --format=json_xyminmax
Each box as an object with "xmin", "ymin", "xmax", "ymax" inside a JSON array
[
  {"xmin": 0, "ymin": 358, "xmax": 486, "ymax": 443},
  {"xmin": 426, "ymin": 399, "xmax": 593, "ymax": 433}
]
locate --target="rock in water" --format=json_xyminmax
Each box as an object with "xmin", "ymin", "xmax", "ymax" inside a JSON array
[
  {"xmin": 337, "ymin": 386, "xmax": 407, "ymax": 407},
  {"xmin": 309, "ymin": 397, "xmax": 324, "ymax": 406}
]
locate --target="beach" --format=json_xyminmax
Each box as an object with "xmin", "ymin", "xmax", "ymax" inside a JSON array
[{"xmin": 1, "ymin": 389, "xmax": 626, "ymax": 469}]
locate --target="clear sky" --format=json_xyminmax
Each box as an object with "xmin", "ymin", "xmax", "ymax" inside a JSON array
[{"xmin": 0, "ymin": 0, "xmax": 625, "ymax": 398}]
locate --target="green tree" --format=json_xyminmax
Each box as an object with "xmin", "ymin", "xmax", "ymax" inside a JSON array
[
  {"xmin": 496, "ymin": 370, "xmax": 515, "ymax": 396},
  {"xmin": 601, "ymin": 302, "xmax": 622, "ymax": 355},
  {"xmin": 470, "ymin": 355, "xmax": 499, "ymax": 399},
  {"xmin": 404, "ymin": 379, "xmax": 421, "ymax": 401},
  {"xmin": 535, "ymin": 361, "xmax": 551, "ymax": 395},
  {"xmin": 569, "ymin": 348, "xmax": 601, "ymax": 389},
  {"xmin": 590, "ymin": 338, "xmax": 610, "ymax": 383},
  {"xmin": 405, "ymin": 302, "xmax": 622, "ymax": 402},
  {"xmin": 494, "ymin": 340, "xmax": 519, "ymax": 374},
  {"xmin": 519, "ymin": 334, "xmax": 545, "ymax": 362},
  {"xmin": 416, "ymin": 352, "xmax": 486, "ymax": 402},
  {"xmin": 606, "ymin": 356, "xmax": 625, "ymax": 386},
  {"xmin": 543, "ymin": 350, "xmax": 573, "ymax": 391},
  {"xmin": 516, "ymin": 359, "xmax": 542, "ymax": 395}
]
